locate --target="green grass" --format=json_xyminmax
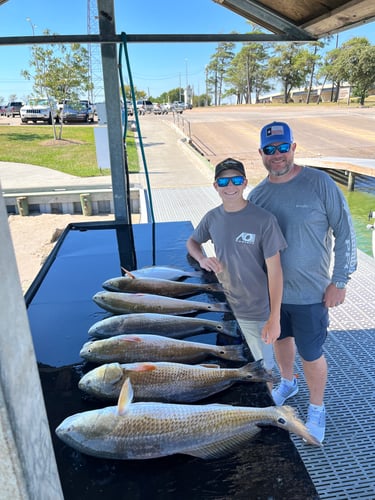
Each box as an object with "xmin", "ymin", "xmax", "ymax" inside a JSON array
[{"xmin": 0, "ymin": 125, "xmax": 139, "ymax": 177}]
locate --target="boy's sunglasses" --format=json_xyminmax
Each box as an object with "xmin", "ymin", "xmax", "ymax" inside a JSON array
[
  {"xmin": 216, "ymin": 175, "xmax": 245, "ymax": 187},
  {"xmin": 262, "ymin": 143, "xmax": 291, "ymax": 155}
]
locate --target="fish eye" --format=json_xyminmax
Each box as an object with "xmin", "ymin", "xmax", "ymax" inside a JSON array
[{"xmin": 277, "ymin": 417, "xmax": 286, "ymax": 425}]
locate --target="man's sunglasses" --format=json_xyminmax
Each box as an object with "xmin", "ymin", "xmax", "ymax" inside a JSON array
[
  {"xmin": 262, "ymin": 143, "xmax": 291, "ymax": 155},
  {"xmin": 216, "ymin": 175, "xmax": 245, "ymax": 187}
]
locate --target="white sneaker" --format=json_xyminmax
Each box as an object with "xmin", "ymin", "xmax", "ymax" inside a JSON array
[
  {"xmin": 271, "ymin": 378, "xmax": 298, "ymax": 405},
  {"xmin": 306, "ymin": 404, "xmax": 326, "ymax": 444}
]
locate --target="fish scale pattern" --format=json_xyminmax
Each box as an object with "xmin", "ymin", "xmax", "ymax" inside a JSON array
[{"xmin": 288, "ymin": 252, "xmax": 375, "ymax": 500}]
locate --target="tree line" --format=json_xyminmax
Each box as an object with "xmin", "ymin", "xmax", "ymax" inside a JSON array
[
  {"xmin": 125, "ymin": 34, "xmax": 375, "ymax": 107},
  {"xmin": 1, "ymin": 31, "xmax": 374, "ymax": 114},
  {"xmin": 203, "ymin": 34, "xmax": 375, "ymax": 107}
]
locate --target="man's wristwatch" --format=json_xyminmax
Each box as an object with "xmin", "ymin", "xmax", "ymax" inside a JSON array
[{"xmin": 333, "ymin": 281, "xmax": 347, "ymax": 289}]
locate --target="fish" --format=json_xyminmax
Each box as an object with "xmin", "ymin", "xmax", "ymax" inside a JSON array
[
  {"xmin": 102, "ymin": 276, "xmax": 223, "ymax": 298},
  {"xmin": 78, "ymin": 360, "xmax": 273, "ymax": 402},
  {"xmin": 88, "ymin": 313, "xmax": 237, "ymax": 339},
  {"xmin": 122, "ymin": 266, "xmax": 202, "ymax": 281},
  {"xmin": 79, "ymin": 334, "xmax": 246, "ymax": 364},
  {"xmin": 92, "ymin": 291, "xmax": 230, "ymax": 315},
  {"xmin": 56, "ymin": 378, "xmax": 321, "ymax": 460}
]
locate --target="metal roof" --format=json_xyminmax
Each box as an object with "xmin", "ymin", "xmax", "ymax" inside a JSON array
[{"xmin": 214, "ymin": 0, "xmax": 375, "ymax": 40}]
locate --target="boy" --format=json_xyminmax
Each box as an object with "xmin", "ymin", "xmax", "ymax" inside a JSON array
[{"xmin": 186, "ymin": 157, "xmax": 287, "ymax": 370}]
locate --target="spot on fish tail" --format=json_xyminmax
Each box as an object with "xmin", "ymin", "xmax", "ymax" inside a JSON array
[{"xmin": 117, "ymin": 378, "xmax": 133, "ymax": 415}]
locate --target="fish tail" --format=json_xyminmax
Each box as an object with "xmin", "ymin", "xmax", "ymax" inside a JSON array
[
  {"xmin": 215, "ymin": 320, "xmax": 238, "ymax": 338},
  {"xmin": 219, "ymin": 345, "xmax": 246, "ymax": 361},
  {"xmin": 206, "ymin": 282, "xmax": 224, "ymax": 292},
  {"xmin": 208, "ymin": 302, "xmax": 231, "ymax": 312},
  {"xmin": 241, "ymin": 360, "xmax": 274, "ymax": 382},
  {"xmin": 187, "ymin": 270, "xmax": 203, "ymax": 277}
]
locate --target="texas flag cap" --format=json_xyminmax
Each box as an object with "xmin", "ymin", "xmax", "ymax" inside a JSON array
[{"xmin": 260, "ymin": 121, "xmax": 294, "ymax": 148}]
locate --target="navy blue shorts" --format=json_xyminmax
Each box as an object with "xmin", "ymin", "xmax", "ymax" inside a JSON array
[{"xmin": 279, "ymin": 303, "xmax": 329, "ymax": 362}]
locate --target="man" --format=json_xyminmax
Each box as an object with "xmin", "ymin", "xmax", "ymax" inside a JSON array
[
  {"xmin": 186, "ymin": 157, "xmax": 287, "ymax": 372},
  {"xmin": 248, "ymin": 121, "xmax": 357, "ymax": 443}
]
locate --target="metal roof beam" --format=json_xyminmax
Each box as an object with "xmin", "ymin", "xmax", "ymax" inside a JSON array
[
  {"xmin": 0, "ymin": 32, "xmax": 317, "ymax": 47},
  {"xmin": 212, "ymin": 0, "xmax": 316, "ymax": 40}
]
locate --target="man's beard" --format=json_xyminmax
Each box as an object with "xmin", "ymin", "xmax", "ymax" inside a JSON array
[{"xmin": 267, "ymin": 160, "xmax": 294, "ymax": 177}]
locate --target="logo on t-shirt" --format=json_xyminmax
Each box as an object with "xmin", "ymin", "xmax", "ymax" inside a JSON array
[{"xmin": 235, "ymin": 232, "xmax": 256, "ymax": 244}]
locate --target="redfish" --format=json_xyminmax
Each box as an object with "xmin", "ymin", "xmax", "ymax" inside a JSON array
[{"xmin": 56, "ymin": 378, "xmax": 321, "ymax": 460}]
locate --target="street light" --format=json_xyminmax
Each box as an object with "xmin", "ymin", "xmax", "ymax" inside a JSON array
[
  {"xmin": 205, "ymin": 65, "xmax": 208, "ymax": 107},
  {"xmin": 26, "ymin": 17, "xmax": 37, "ymax": 36}
]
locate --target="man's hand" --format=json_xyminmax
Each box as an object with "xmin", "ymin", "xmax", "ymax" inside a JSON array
[
  {"xmin": 198, "ymin": 256, "xmax": 223, "ymax": 273},
  {"xmin": 323, "ymin": 283, "xmax": 346, "ymax": 308},
  {"xmin": 261, "ymin": 318, "xmax": 281, "ymax": 344}
]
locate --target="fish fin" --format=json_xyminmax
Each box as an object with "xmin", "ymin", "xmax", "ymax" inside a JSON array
[
  {"xmin": 121, "ymin": 267, "xmax": 136, "ymax": 279},
  {"xmin": 127, "ymin": 362, "xmax": 157, "ymax": 372},
  {"xmin": 199, "ymin": 363, "xmax": 221, "ymax": 369},
  {"xmin": 121, "ymin": 336, "xmax": 143, "ymax": 343},
  {"xmin": 184, "ymin": 427, "xmax": 262, "ymax": 459},
  {"xmin": 117, "ymin": 378, "xmax": 133, "ymax": 415}
]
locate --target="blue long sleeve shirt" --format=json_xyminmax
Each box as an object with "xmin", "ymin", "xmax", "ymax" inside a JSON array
[{"xmin": 249, "ymin": 167, "xmax": 357, "ymax": 304}]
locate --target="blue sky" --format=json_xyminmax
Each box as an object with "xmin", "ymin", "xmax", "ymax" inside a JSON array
[{"xmin": 1, "ymin": 0, "xmax": 375, "ymax": 103}]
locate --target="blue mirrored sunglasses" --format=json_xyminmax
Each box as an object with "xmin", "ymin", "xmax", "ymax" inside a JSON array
[
  {"xmin": 262, "ymin": 143, "xmax": 291, "ymax": 155},
  {"xmin": 216, "ymin": 175, "xmax": 245, "ymax": 187}
]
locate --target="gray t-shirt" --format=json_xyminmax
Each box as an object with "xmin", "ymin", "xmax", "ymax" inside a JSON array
[
  {"xmin": 191, "ymin": 201, "xmax": 287, "ymax": 321},
  {"xmin": 249, "ymin": 166, "xmax": 357, "ymax": 304}
]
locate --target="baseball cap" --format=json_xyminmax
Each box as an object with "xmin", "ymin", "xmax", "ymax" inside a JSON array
[
  {"xmin": 260, "ymin": 122, "xmax": 294, "ymax": 148},
  {"xmin": 214, "ymin": 158, "xmax": 246, "ymax": 179}
]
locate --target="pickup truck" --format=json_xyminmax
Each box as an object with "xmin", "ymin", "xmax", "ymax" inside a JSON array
[{"xmin": 6, "ymin": 101, "xmax": 23, "ymax": 117}]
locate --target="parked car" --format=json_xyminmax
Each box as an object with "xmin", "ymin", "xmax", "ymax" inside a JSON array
[
  {"xmin": 152, "ymin": 103, "xmax": 163, "ymax": 115},
  {"xmin": 0, "ymin": 104, "xmax": 6, "ymax": 116},
  {"xmin": 171, "ymin": 101, "xmax": 184, "ymax": 114},
  {"xmin": 20, "ymin": 98, "xmax": 58, "ymax": 124},
  {"xmin": 60, "ymin": 101, "xmax": 91, "ymax": 123},
  {"xmin": 79, "ymin": 100, "xmax": 96, "ymax": 122},
  {"xmin": 6, "ymin": 101, "xmax": 23, "ymax": 117},
  {"xmin": 136, "ymin": 99, "xmax": 153, "ymax": 115}
]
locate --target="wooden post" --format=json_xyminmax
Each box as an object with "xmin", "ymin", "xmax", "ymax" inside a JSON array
[
  {"xmin": 16, "ymin": 196, "xmax": 29, "ymax": 216},
  {"xmin": 80, "ymin": 193, "xmax": 92, "ymax": 216},
  {"xmin": 348, "ymin": 172, "xmax": 355, "ymax": 191}
]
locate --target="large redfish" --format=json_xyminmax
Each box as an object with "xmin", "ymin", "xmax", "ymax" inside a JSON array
[
  {"xmin": 56, "ymin": 379, "xmax": 321, "ymax": 460},
  {"xmin": 80, "ymin": 334, "xmax": 246, "ymax": 364},
  {"xmin": 88, "ymin": 313, "xmax": 237, "ymax": 339},
  {"xmin": 78, "ymin": 360, "xmax": 273, "ymax": 402}
]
